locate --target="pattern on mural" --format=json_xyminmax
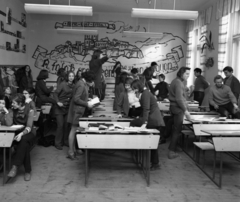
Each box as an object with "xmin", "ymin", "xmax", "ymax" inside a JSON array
[
  {"xmin": 32, "ymin": 21, "xmax": 185, "ymax": 78},
  {"xmin": 0, "ymin": 10, "xmax": 27, "ymax": 28}
]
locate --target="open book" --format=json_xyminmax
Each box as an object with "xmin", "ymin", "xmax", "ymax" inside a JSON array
[{"xmin": 88, "ymin": 97, "xmax": 100, "ymax": 106}]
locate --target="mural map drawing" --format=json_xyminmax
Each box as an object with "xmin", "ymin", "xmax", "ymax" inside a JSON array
[{"xmin": 32, "ymin": 21, "xmax": 186, "ymax": 79}]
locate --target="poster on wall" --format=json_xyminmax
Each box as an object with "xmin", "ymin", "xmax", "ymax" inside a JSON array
[
  {"xmin": 6, "ymin": 7, "xmax": 12, "ymax": 25},
  {"xmin": 31, "ymin": 20, "xmax": 186, "ymax": 81}
]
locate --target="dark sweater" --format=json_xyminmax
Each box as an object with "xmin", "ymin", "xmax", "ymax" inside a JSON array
[
  {"xmin": 223, "ymin": 75, "xmax": 240, "ymax": 100},
  {"xmin": 89, "ymin": 56, "xmax": 108, "ymax": 88},
  {"xmin": 169, "ymin": 77, "xmax": 188, "ymax": 112},
  {"xmin": 194, "ymin": 75, "xmax": 209, "ymax": 92},
  {"xmin": 154, "ymin": 81, "xmax": 169, "ymax": 99}
]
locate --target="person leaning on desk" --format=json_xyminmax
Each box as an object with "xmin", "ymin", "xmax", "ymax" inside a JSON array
[
  {"xmin": 130, "ymin": 80, "xmax": 165, "ymax": 171},
  {"xmin": 7, "ymin": 93, "xmax": 36, "ymax": 182}
]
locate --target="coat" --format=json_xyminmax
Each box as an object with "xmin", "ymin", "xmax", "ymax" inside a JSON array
[
  {"xmin": 224, "ymin": 75, "xmax": 240, "ymax": 100},
  {"xmin": 67, "ymin": 79, "xmax": 89, "ymax": 126}
]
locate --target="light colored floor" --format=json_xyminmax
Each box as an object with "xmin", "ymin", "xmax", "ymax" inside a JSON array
[{"xmin": 0, "ymin": 141, "xmax": 240, "ymax": 202}]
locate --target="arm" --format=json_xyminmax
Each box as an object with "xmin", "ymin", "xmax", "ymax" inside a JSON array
[
  {"xmin": 74, "ymin": 84, "xmax": 88, "ymax": 107},
  {"xmin": 228, "ymin": 88, "xmax": 237, "ymax": 104},
  {"xmin": 202, "ymin": 78, "xmax": 209, "ymax": 89},
  {"xmin": 141, "ymin": 91, "xmax": 151, "ymax": 124},
  {"xmin": 29, "ymin": 101, "xmax": 37, "ymax": 116},
  {"xmin": 99, "ymin": 56, "xmax": 108, "ymax": 65},
  {"xmin": 148, "ymin": 81, "xmax": 155, "ymax": 95},
  {"xmin": 175, "ymin": 82, "xmax": 187, "ymax": 112},
  {"xmin": 53, "ymin": 82, "xmax": 63, "ymax": 103},
  {"xmin": 208, "ymin": 88, "xmax": 217, "ymax": 107}
]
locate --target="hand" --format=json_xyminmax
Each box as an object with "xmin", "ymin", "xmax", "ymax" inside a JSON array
[
  {"xmin": 185, "ymin": 111, "xmax": 192, "ymax": 121},
  {"xmin": 3, "ymin": 107, "xmax": 8, "ymax": 114},
  {"xmin": 233, "ymin": 104, "xmax": 239, "ymax": 112},
  {"xmin": 88, "ymin": 98, "xmax": 92, "ymax": 101},
  {"xmin": 117, "ymin": 114, "xmax": 122, "ymax": 118},
  {"xmin": 14, "ymin": 132, "xmax": 23, "ymax": 142},
  {"xmin": 87, "ymin": 102, "xmax": 94, "ymax": 108},
  {"xmin": 57, "ymin": 102, "xmax": 64, "ymax": 107},
  {"xmin": 214, "ymin": 104, "xmax": 219, "ymax": 110},
  {"xmin": 106, "ymin": 50, "xmax": 112, "ymax": 58},
  {"xmin": 141, "ymin": 124, "xmax": 147, "ymax": 129}
]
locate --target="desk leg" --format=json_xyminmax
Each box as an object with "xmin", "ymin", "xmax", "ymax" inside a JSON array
[
  {"xmin": 9, "ymin": 148, "xmax": 11, "ymax": 170},
  {"xmin": 219, "ymin": 152, "xmax": 223, "ymax": 189},
  {"xmin": 3, "ymin": 148, "xmax": 6, "ymax": 186},
  {"xmin": 146, "ymin": 150, "xmax": 150, "ymax": 187},
  {"xmin": 85, "ymin": 149, "xmax": 89, "ymax": 187}
]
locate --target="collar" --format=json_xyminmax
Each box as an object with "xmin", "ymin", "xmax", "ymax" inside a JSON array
[{"xmin": 25, "ymin": 98, "xmax": 32, "ymax": 104}]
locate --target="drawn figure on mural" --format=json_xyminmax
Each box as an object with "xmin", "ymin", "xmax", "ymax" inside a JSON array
[
  {"xmin": 21, "ymin": 13, "xmax": 26, "ymax": 27},
  {"xmin": 6, "ymin": 42, "xmax": 11, "ymax": 51},
  {"xmin": 89, "ymin": 49, "xmax": 111, "ymax": 101}
]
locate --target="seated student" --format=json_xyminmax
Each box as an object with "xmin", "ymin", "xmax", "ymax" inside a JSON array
[
  {"xmin": 4, "ymin": 86, "xmax": 12, "ymax": 109},
  {"xmin": 117, "ymin": 78, "xmax": 142, "ymax": 118},
  {"xmin": 23, "ymin": 88, "xmax": 37, "ymax": 115},
  {"xmin": 35, "ymin": 70, "xmax": 56, "ymax": 108},
  {"xmin": 0, "ymin": 95, "xmax": 13, "ymax": 126},
  {"xmin": 113, "ymin": 72, "xmax": 128, "ymax": 110},
  {"xmin": 209, "ymin": 75, "xmax": 240, "ymax": 118},
  {"xmin": 7, "ymin": 93, "xmax": 36, "ymax": 181},
  {"xmin": 131, "ymin": 68, "xmax": 139, "ymax": 80},
  {"xmin": 130, "ymin": 80, "xmax": 165, "ymax": 171},
  {"xmin": 154, "ymin": 74, "xmax": 169, "ymax": 101}
]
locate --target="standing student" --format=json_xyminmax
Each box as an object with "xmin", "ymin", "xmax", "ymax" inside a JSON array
[
  {"xmin": 54, "ymin": 71, "xmax": 75, "ymax": 150},
  {"xmin": 23, "ymin": 88, "xmax": 37, "ymax": 115},
  {"xmin": 7, "ymin": 94, "xmax": 36, "ymax": 181},
  {"xmin": 18, "ymin": 65, "xmax": 34, "ymax": 93},
  {"xmin": 56, "ymin": 68, "xmax": 67, "ymax": 87},
  {"xmin": 112, "ymin": 61, "xmax": 122, "ymax": 86},
  {"xmin": 130, "ymin": 80, "xmax": 165, "ymax": 170},
  {"xmin": 154, "ymin": 74, "xmax": 169, "ymax": 101},
  {"xmin": 143, "ymin": 68, "xmax": 155, "ymax": 95},
  {"xmin": 193, "ymin": 68, "xmax": 209, "ymax": 106},
  {"xmin": 113, "ymin": 72, "xmax": 128, "ymax": 110},
  {"xmin": 168, "ymin": 67, "xmax": 192, "ymax": 159},
  {"xmin": 223, "ymin": 66, "xmax": 240, "ymax": 101},
  {"xmin": 67, "ymin": 71, "xmax": 95, "ymax": 160},
  {"xmin": 89, "ymin": 50, "xmax": 111, "ymax": 100},
  {"xmin": 35, "ymin": 70, "xmax": 56, "ymax": 108}
]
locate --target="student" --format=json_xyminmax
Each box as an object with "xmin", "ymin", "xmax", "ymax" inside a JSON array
[
  {"xmin": 112, "ymin": 61, "xmax": 122, "ymax": 85},
  {"xmin": 23, "ymin": 88, "xmax": 37, "ymax": 115},
  {"xmin": 130, "ymin": 80, "xmax": 165, "ymax": 170},
  {"xmin": 4, "ymin": 86, "xmax": 12, "ymax": 109},
  {"xmin": 0, "ymin": 95, "xmax": 13, "ymax": 126},
  {"xmin": 35, "ymin": 70, "xmax": 56, "ymax": 108},
  {"xmin": 223, "ymin": 66, "xmax": 240, "ymax": 101},
  {"xmin": 209, "ymin": 75, "xmax": 240, "ymax": 118},
  {"xmin": 113, "ymin": 72, "xmax": 128, "ymax": 110},
  {"xmin": 67, "ymin": 71, "xmax": 95, "ymax": 160},
  {"xmin": 143, "ymin": 68, "xmax": 155, "ymax": 95},
  {"xmin": 193, "ymin": 68, "xmax": 209, "ymax": 105},
  {"xmin": 75, "ymin": 69, "xmax": 82, "ymax": 82},
  {"xmin": 131, "ymin": 68, "xmax": 139, "ymax": 80},
  {"xmin": 18, "ymin": 65, "xmax": 34, "ymax": 93},
  {"xmin": 168, "ymin": 67, "xmax": 192, "ymax": 159},
  {"xmin": 7, "ymin": 93, "xmax": 36, "ymax": 181},
  {"xmin": 154, "ymin": 74, "xmax": 169, "ymax": 101},
  {"xmin": 117, "ymin": 77, "xmax": 142, "ymax": 118},
  {"xmin": 56, "ymin": 68, "xmax": 67, "ymax": 87},
  {"xmin": 54, "ymin": 71, "xmax": 75, "ymax": 150},
  {"xmin": 89, "ymin": 50, "xmax": 111, "ymax": 100}
]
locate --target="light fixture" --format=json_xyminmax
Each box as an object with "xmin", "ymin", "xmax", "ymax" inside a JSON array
[
  {"xmin": 24, "ymin": 3, "xmax": 93, "ymax": 16},
  {"xmin": 57, "ymin": 28, "xmax": 98, "ymax": 35},
  {"xmin": 131, "ymin": 0, "xmax": 198, "ymax": 20},
  {"xmin": 122, "ymin": 31, "xmax": 164, "ymax": 39}
]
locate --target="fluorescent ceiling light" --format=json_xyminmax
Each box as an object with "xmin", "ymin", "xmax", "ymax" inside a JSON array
[
  {"xmin": 24, "ymin": 4, "xmax": 93, "ymax": 16},
  {"xmin": 123, "ymin": 31, "xmax": 164, "ymax": 39},
  {"xmin": 57, "ymin": 28, "xmax": 98, "ymax": 35},
  {"xmin": 132, "ymin": 8, "xmax": 198, "ymax": 20}
]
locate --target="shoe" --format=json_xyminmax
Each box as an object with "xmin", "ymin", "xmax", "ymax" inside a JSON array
[
  {"xmin": 24, "ymin": 173, "xmax": 31, "ymax": 181},
  {"xmin": 168, "ymin": 151, "xmax": 179, "ymax": 159},
  {"xmin": 7, "ymin": 165, "xmax": 18, "ymax": 178},
  {"xmin": 66, "ymin": 152, "xmax": 77, "ymax": 160},
  {"xmin": 159, "ymin": 138, "xmax": 166, "ymax": 145},
  {"xmin": 55, "ymin": 145, "xmax": 63, "ymax": 150},
  {"xmin": 150, "ymin": 164, "xmax": 161, "ymax": 171}
]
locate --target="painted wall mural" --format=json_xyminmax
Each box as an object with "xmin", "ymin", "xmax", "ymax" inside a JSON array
[{"xmin": 31, "ymin": 20, "xmax": 186, "ymax": 79}]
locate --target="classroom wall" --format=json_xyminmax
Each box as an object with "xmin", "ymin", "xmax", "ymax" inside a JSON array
[
  {"xmin": 0, "ymin": 0, "xmax": 27, "ymax": 65},
  {"xmin": 26, "ymin": 10, "xmax": 187, "ymax": 83}
]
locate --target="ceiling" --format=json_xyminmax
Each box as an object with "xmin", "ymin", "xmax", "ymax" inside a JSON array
[{"xmin": 20, "ymin": 0, "xmax": 213, "ymax": 13}]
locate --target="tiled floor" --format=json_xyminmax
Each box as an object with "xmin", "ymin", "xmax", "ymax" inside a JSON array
[{"xmin": 0, "ymin": 141, "xmax": 240, "ymax": 202}]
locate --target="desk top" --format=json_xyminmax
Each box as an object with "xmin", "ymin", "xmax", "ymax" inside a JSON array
[
  {"xmin": 79, "ymin": 117, "xmax": 132, "ymax": 121},
  {"xmin": 77, "ymin": 128, "xmax": 159, "ymax": 134},
  {"xmin": 190, "ymin": 119, "xmax": 240, "ymax": 124},
  {"xmin": 201, "ymin": 130, "xmax": 240, "ymax": 136},
  {"xmin": 0, "ymin": 125, "xmax": 24, "ymax": 131}
]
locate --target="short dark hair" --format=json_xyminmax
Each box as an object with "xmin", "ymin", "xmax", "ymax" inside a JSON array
[
  {"xmin": 223, "ymin": 66, "xmax": 233, "ymax": 73},
  {"xmin": 12, "ymin": 93, "xmax": 25, "ymax": 106},
  {"xmin": 159, "ymin": 74, "xmax": 165, "ymax": 80},
  {"xmin": 125, "ymin": 77, "xmax": 133, "ymax": 85},
  {"xmin": 131, "ymin": 79, "xmax": 145, "ymax": 93},
  {"xmin": 194, "ymin": 68, "xmax": 202, "ymax": 74},
  {"xmin": 177, "ymin": 67, "xmax": 191, "ymax": 79},
  {"xmin": 131, "ymin": 68, "xmax": 138, "ymax": 74},
  {"xmin": 57, "ymin": 68, "xmax": 66, "ymax": 77},
  {"xmin": 214, "ymin": 75, "xmax": 223, "ymax": 82},
  {"xmin": 81, "ymin": 70, "xmax": 95, "ymax": 83},
  {"xmin": 24, "ymin": 88, "xmax": 35, "ymax": 94},
  {"xmin": 92, "ymin": 49, "xmax": 103, "ymax": 59},
  {"xmin": 151, "ymin": 62, "xmax": 157, "ymax": 66}
]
